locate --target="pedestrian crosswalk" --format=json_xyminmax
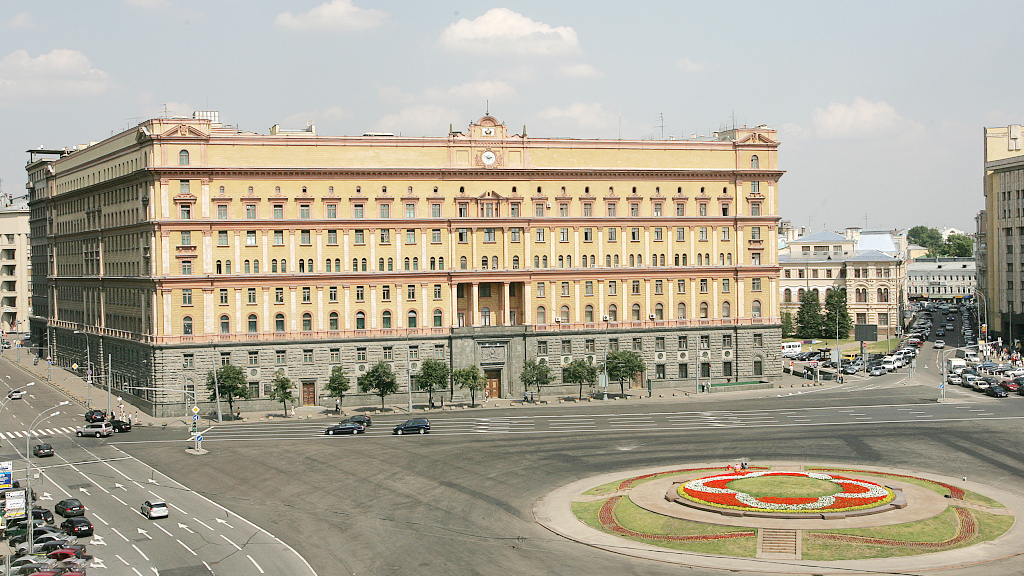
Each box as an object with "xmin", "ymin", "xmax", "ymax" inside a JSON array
[{"xmin": 3, "ymin": 426, "xmax": 77, "ymax": 439}]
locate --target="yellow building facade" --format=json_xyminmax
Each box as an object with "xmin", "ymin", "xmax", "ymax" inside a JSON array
[{"xmin": 29, "ymin": 114, "xmax": 783, "ymax": 415}]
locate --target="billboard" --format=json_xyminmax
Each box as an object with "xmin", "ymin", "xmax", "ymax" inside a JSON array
[
  {"xmin": 0, "ymin": 461, "xmax": 11, "ymax": 490},
  {"xmin": 3, "ymin": 488, "xmax": 26, "ymax": 521}
]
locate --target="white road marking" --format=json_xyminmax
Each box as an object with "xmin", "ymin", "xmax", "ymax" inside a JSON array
[
  {"xmin": 110, "ymin": 527, "xmax": 129, "ymax": 542},
  {"xmin": 90, "ymin": 535, "xmax": 106, "ymax": 545},
  {"xmin": 193, "ymin": 518, "xmax": 214, "ymax": 531},
  {"xmin": 177, "ymin": 522, "xmax": 194, "ymax": 533},
  {"xmin": 216, "ymin": 517, "xmax": 234, "ymax": 529},
  {"xmin": 178, "ymin": 538, "xmax": 197, "ymax": 555},
  {"xmin": 92, "ymin": 513, "xmax": 109, "ymax": 526},
  {"xmin": 132, "ymin": 543, "xmax": 150, "ymax": 561},
  {"xmin": 111, "ymin": 494, "xmax": 126, "ymax": 506},
  {"xmin": 132, "ymin": 567, "xmax": 144, "ymax": 576},
  {"xmin": 116, "ymin": 554, "xmax": 130, "ymax": 565},
  {"xmin": 137, "ymin": 527, "xmax": 152, "ymax": 540},
  {"xmin": 221, "ymin": 534, "xmax": 242, "ymax": 550},
  {"xmin": 248, "ymin": 555, "xmax": 266, "ymax": 574},
  {"xmin": 153, "ymin": 522, "xmax": 173, "ymax": 537}
]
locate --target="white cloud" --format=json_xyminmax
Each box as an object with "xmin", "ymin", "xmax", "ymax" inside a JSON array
[
  {"xmin": 0, "ymin": 49, "xmax": 112, "ymax": 102},
  {"xmin": 810, "ymin": 97, "xmax": 922, "ymax": 139},
  {"xmin": 439, "ymin": 8, "xmax": 579, "ymax": 56},
  {"xmin": 558, "ymin": 63, "xmax": 602, "ymax": 79},
  {"xmin": 275, "ymin": 0, "xmax": 386, "ymax": 32},
  {"xmin": 374, "ymin": 104, "xmax": 461, "ymax": 135},
  {"xmin": 675, "ymin": 58, "xmax": 705, "ymax": 73},
  {"xmin": 447, "ymin": 80, "xmax": 514, "ymax": 100},
  {"xmin": 156, "ymin": 101, "xmax": 194, "ymax": 117},
  {"xmin": 538, "ymin": 102, "xmax": 615, "ymax": 130},
  {"xmin": 6, "ymin": 12, "xmax": 35, "ymax": 29}
]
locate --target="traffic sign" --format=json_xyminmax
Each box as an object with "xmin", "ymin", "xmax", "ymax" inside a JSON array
[
  {"xmin": 192, "ymin": 414, "xmax": 199, "ymax": 422},
  {"xmin": 191, "ymin": 406, "xmax": 200, "ymax": 415},
  {"xmin": 86, "ymin": 369, "xmax": 92, "ymax": 376},
  {"xmin": 71, "ymin": 363, "xmax": 78, "ymax": 370},
  {"xmin": 195, "ymin": 435, "xmax": 203, "ymax": 442},
  {"xmin": 939, "ymin": 384, "xmax": 945, "ymax": 389}
]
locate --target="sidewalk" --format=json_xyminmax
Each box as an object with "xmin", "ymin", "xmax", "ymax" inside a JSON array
[{"xmin": 0, "ymin": 348, "xmax": 825, "ymax": 428}]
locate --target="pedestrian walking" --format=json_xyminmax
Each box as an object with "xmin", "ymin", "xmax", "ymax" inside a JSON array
[
  {"xmin": 335, "ymin": 398, "xmax": 340, "ymax": 414},
  {"xmin": 290, "ymin": 405, "xmax": 296, "ymax": 418}
]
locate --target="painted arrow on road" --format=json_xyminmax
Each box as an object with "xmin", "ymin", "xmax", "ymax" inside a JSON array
[
  {"xmin": 79, "ymin": 487, "xmax": 90, "ymax": 496},
  {"xmin": 114, "ymin": 483, "xmax": 127, "ymax": 491},
  {"xmin": 38, "ymin": 492, "xmax": 52, "ymax": 501},
  {"xmin": 90, "ymin": 535, "xmax": 106, "ymax": 546},
  {"xmin": 148, "ymin": 478, "xmax": 158, "ymax": 484},
  {"xmin": 177, "ymin": 523, "xmax": 193, "ymax": 534},
  {"xmin": 216, "ymin": 517, "xmax": 234, "ymax": 529},
  {"xmin": 137, "ymin": 528, "xmax": 152, "ymax": 540},
  {"xmin": 89, "ymin": 559, "xmax": 106, "ymax": 568}
]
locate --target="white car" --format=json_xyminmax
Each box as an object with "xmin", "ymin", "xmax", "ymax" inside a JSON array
[
  {"xmin": 933, "ymin": 340, "xmax": 946, "ymax": 349},
  {"xmin": 141, "ymin": 500, "xmax": 169, "ymax": 519},
  {"xmin": 76, "ymin": 422, "xmax": 113, "ymax": 437},
  {"xmin": 946, "ymin": 374, "xmax": 962, "ymax": 385},
  {"xmin": 6, "ymin": 389, "xmax": 24, "ymax": 399}
]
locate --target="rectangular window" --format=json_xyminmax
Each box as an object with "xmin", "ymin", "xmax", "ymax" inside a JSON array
[
  {"xmin": 535, "ymin": 229, "xmax": 545, "ymax": 242},
  {"xmin": 699, "ymin": 227, "xmax": 708, "ymax": 241},
  {"xmin": 678, "ymin": 363, "xmax": 689, "ymax": 378},
  {"xmin": 609, "ymin": 338, "xmax": 619, "ymax": 352},
  {"xmin": 300, "ymin": 205, "xmax": 310, "ymax": 219},
  {"xmin": 275, "ymin": 287, "xmax": 284, "ymax": 303},
  {"xmin": 561, "ymin": 340, "xmax": 571, "ymax": 354},
  {"xmin": 276, "ymin": 350, "xmax": 287, "ymax": 365},
  {"xmin": 699, "ymin": 335, "xmax": 710, "ymax": 349},
  {"xmin": 182, "ymin": 354, "xmax": 194, "ymax": 369},
  {"xmin": 303, "ymin": 349, "xmax": 313, "ymax": 363},
  {"xmin": 701, "ymin": 363, "xmax": 711, "ymax": 378},
  {"xmin": 246, "ymin": 231, "xmax": 257, "ymax": 246},
  {"xmin": 585, "ymin": 339, "xmax": 595, "ymax": 353},
  {"xmin": 535, "ymin": 203, "xmax": 544, "ymax": 217},
  {"xmin": 723, "ymin": 334, "xmax": 732, "ymax": 348},
  {"xmin": 432, "ymin": 229, "xmax": 441, "ymax": 243},
  {"xmin": 219, "ymin": 288, "xmax": 228, "ymax": 305},
  {"xmin": 700, "ymin": 279, "xmax": 708, "ymax": 293},
  {"xmin": 676, "ymin": 203, "xmax": 685, "ymax": 217},
  {"xmin": 721, "ymin": 204, "xmax": 729, "ymax": 217},
  {"xmin": 630, "ymin": 203, "xmax": 639, "ymax": 217},
  {"xmin": 654, "ymin": 227, "xmax": 663, "ymax": 241},
  {"xmin": 329, "ymin": 286, "xmax": 338, "ymax": 301},
  {"xmin": 537, "ymin": 282, "xmax": 546, "ymax": 297},
  {"xmin": 752, "ymin": 277, "xmax": 762, "ymax": 291},
  {"xmin": 379, "ymin": 204, "xmax": 390, "ymax": 219},
  {"xmin": 246, "ymin": 204, "xmax": 257, "ymax": 219},
  {"xmin": 409, "ymin": 345, "xmax": 419, "ymax": 360},
  {"xmin": 383, "ymin": 346, "xmax": 393, "ymax": 361},
  {"xmin": 751, "ymin": 226, "xmax": 761, "ymax": 240},
  {"xmin": 632, "ymin": 338, "xmax": 642, "ymax": 351},
  {"xmin": 655, "ymin": 279, "xmax": 663, "ymax": 294},
  {"xmin": 585, "ymin": 281, "xmax": 594, "ymax": 295},
  {"xmin": 432, "ymin": 204, "xmax": 442, "ymax": 218},
  {"xmin": 182, "ymin": 289, "xmax": 192, "ymax": 305},
  {"xmin": 654, "ymin": 204, "xmax": 663, "ymax": 217},
  {"xmin": 510, "ymin": 228, "xmax": 521, "ymax": 242},
  {"xmin": 561, "ymin": 282, "xmax": 570, "ymax": 296},
  {"xmin": 632, "ymin": 280, "xmax": 641, "ymax": 295},
  {"xmin": 559, "ymin": 203, "xmax": 568, "ymax": 217},
  {"xmin": 179, "ymin": 204, "xmax": 192, "ymax": 219},
  {"xmin": 380, "ymin": 229, "xmax": 390, "ymax": 244},
  {"xmin": 583, "ymin": 203, "xmax": 592, "ymax": 217},
  {"xmin": 677, "ymin": 227, "xmax": 686, "ymax": 242},
  {"xmin": 721, "ymin": 227, "xmax": 730, "ymax": 241},
  {"xmin": 460, "ymin": 203, "xmax": 470, "ymax": 218},
  {"xmin": 699, "ymin": 203, "xmax": 707, "ymax": 217},
  {"xmin": 220, "ymin": 352, "xmax": 231, "ymax": 366},
  {"xmin": 406, "ymin": 229, "xmax": 416, "ymax": 244},
  {"xmin": 722, "ymin": 279, "xmax": 730, "ymax": 293},
  {"xmin": 753, "ymin": 359, "xmax": 763, "ymax": 376},
  {"xmin": 607, "ymin": 228, "xmax": 617, "ymax": 242},
  {"xmin": 273, "ymin": 205, "xmax": 284, "ymax": 219},
  {"xmin": 677, "ymin": 280, "xmax": 686, "ymax": 294},
  {"xmin": 631, "ymin": 228, "xmax": 640, "ymax": 242},
  {"xmin": 583, "ymin": 228, "xmax": 593, "ymax": 242},
  {"xmin": 274, "ymin": 230, "xmax": 284, "ymax": 245},
  {"xmin": 180, "ymin": 231, "xmax": 192, "ymax": 246},
  {"xmin": 458, "ymin": 229, "xmax": 468, "ymax": 243},
  {"xmin": 327, "ymin": 204, "xmax": 337, "ymax": 219},
  {"xmin": 302, "ymin": 287, "xmax": 311, "ymax": 303},
  {"xmin": 248, "ymin": 351, "xmax": 259, "ymax": 365},
  {"xmin": 656, "ymin": 364, "xmax": 666, "ymax": 379},
  {"xmin": 330, "ymin": 348, "xmax": 340, "ymax": 363},
  {"xmin": 354, "ymin": 204, "xmax": 364, "ymax": 218},
  {"xmin": 181, "ymin": 261, "xmax": 192, "ymax": 275},
  {"xmin": 357, "ymin": 347, "xmax": 366, "ymax": 361},
  {"xmin": 247, "ymin": 288, "xmax": 256, "ymax": 304},
  {"xmin": 218, "ymin": 230, "xmax": 229, "ymax": 246},
  {"xmin": 484, "ymin": 228, "xmax": 496, "ymax": 242},
  {"xmin": 608, "ymin": 280, "xmax": 616, "ymax": 295},
  {"xmin": 381, "ymin": 285, "xmax": 391, "ymax": 300},
  {"xmin": 327, "ymin": 230, "xmax": 338, "ymax": 244},
  {"xmin": 607, "ymin": 203, "xmax": 616, "ymax": 217},
  {"xmin": 537, "ymin": 341, "xmax": 548, "ymax": 355},
  {"xmin": 356, "ymin": 286, "xmax": 365, "ymax": 301},
  {"xmin": 753, "ymin": 333, "xmax": 764, "ymax": 347},
  {"xmin": 723, "ymin": 361, "xmax": 733, "ymax": 377},
  {"xmin": 407, "ymin": 284, "xmax": 416, "ymax": 300},
  {"xmin": 655, "ymin": 337, "xmax": 666, "ymax": 351},
  {"xmin": 217, "ymin": 205, "xmax": 228, "ymax": 219},
  {"xmin": 678, "ymin": 335, "xmax": 688, "ymax": 349},
  {"xmin": 434, "ymin": 285, "xmax": 442, "ymax": 300},
  {"xmin": 434, "ymin": 344, "xmax": 444, "ymax": 359},
  {"xmin": 560, "ymin": 228, "xmax": 569, "ymax": 242},
  {"xmin": 405, "ymin": 203, "xmax": 415, "ymax": 219},
  {"xmin": 354, "ymin": 229, "xmax": 365, "ymax": 244}
]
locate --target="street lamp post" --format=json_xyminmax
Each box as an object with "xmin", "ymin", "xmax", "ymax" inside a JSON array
[
  {"xmin": 73, "ymin": 330, "xmax": 91, "ymax": 407},
  {"xmin": 211, "ymin": 347, "xmax": 223, "ymax": 423},
  {"xmin": 25, "ymin": 401, "xmax": 69, "ymax": 554}
]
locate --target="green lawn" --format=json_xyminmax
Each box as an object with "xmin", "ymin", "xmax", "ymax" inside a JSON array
[{"xmin": 726, "ymin": 476, "xmax": 841, "ymax": 498}]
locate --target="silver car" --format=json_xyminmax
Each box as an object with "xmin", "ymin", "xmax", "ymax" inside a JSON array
[
  {"xmin": 141, "ymin": 500, "xmax": 169, "ymax": 519},
  {"xmin": 76, "ymin": 422, "xmax": 113, "ymax": 437}
]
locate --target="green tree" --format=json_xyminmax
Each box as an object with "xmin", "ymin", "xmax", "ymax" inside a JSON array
[
  {"xmin": 324, "ymin": 365, "xmax": 350, "ymax": 412},
  {"xmin": 907, "ymin": 225, "xmax": 942, "ymax": 255},
  {"xmin": 269, "ymin": 370, "xmax": 295, "ymax": 417},
  {"xmin": 563, "ymin": 358, "xmax": 598, "ymax": 400},
  {"xmin": 453, "ymin": 365, "xmax": 486, "ymax": 406},
  {"xmin": 795, "ymin": 290, "xmax": 823, "ymax": 339},
  {"xmin": 781, "ymin": 311, "xmax": 794, "ymax": 338},
  {"xmin": 603, "ymin": 349, "xmax": 644, "ymax": 397},
  {"xmin": 358, "ymin": 361, "xmax": 399, "ymax": 411},
  {"xmin": 938, "ymin": 234, "xmax": 973, "ymax": 258},
  {"xmin": 205, "ymin": 364, "xmax": 250, "ymax": 419},
  {"xmin": 520, "ymin": 359, "xmax": 553, "ymax": 400},
  {"xmin": 414, "ymin": 358, "xmax": 449, "ymax": 408},
  {"xmin": 823, "ymin": 288, "xmax": 852, "ymax": 340}
]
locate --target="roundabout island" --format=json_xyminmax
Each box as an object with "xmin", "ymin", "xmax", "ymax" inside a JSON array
[{"xmin": 535, "ymin": 462, "xmax": 1021, "ymax": 574}]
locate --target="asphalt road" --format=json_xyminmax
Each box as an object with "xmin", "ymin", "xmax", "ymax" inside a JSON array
[
  {"xmin": 0, "ymin": 365, "xmax": 314, "ymax": 576},
  {"xmin": 109, "ymin": 345, "xmax": 1024, "ymax": 576}
]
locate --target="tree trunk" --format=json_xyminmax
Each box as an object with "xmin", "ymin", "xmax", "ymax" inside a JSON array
[
  {"xmin": 428, "ymin": 389, "xmax": 433, "ymax": 408},
  {"xmin": 380, "ymin": 394, "xmax": 386, "ymax": 411},
  {"xmin": 620, "ymin": 379, "xmax": 625, "ymax": 396},
  {"xmin": 282, "ymin": 401, "xmax": 287, "ymax": 417},
  {"xmin": 226, "ymin": 396, "xmax": 234, "ymax": 418},
  {"xmin": 579, "ymin": 383, "xmax": 584, "ymax": 400},
  {"xmin": 471, "ymin": 390, "xmax": 475, "ymax": 407}
]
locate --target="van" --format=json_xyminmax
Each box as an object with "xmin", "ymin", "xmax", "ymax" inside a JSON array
[
  {"xmin": 781, "ymin": 342, "xmax": 802, "ymax": 357},
  {"xmin": 946, "ymin": 358, "xmax": 966, "ymax": 375},
  {"xmin": 881, "ymin": 356, "xmax": 897, "ymax": 372}
]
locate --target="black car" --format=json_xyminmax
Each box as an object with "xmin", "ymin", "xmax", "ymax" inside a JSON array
[
  {"xmin": 84, "ymin": 409, "xmax": 106, "ymax": 423},
  {"xmin": 61, "ymin": 516, "xmax": 94, "ymax": 537},
  {"xmin": 986, "ymin": 385, "xmax": 1008, "ymax": 398},
  {"xmin": 324, "ymin": 422, "xmax": 365, "ymax": 435},
  {"xmin": 393, "ymin": 418, "xmax": 430, "ymax": 435},
  {"xmin": 32, "ymin": 443, "xmax": 54, "ymax": 457},
  {"xmin": 342, "ymin": 415, "xmax": 372, "ymax": 427},
  {"xmin": 109, "ymin": 419, "xmax": 132, "ymax": 433},
  {"xmin": 54, "ymin": 498, "xmax": 85, "ymax": 518}
]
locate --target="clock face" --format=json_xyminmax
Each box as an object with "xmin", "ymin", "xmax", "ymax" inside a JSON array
[
  {"xmin": 482, "ymin": 127, "xmax": 495, "ymax": 136},
  {"xmin": 481, "ymin": 151, "xmax": 497, "ymax": 166}
]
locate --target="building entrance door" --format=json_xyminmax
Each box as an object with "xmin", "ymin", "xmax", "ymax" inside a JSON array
[
  {"xmin": 484, "ymin": 370, "xmax": 501, "ymax": 398},
  {"xmin": 302, "ymin": 382, "xmax": 316, "ymax": 406}
]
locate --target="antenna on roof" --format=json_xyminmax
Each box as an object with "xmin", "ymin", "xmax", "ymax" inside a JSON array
[
  {"xmin": 656, "ymin": 113, "xmax": 664, "ymax": 140},
  {"xmin": 485, "ymin": 100, "xmax": 489, "ymax": 115}
]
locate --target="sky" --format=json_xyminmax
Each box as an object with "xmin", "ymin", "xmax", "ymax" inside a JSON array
[{"xmin": 2, "ymin": 0, "xmax": 1021, "ymax": 233}]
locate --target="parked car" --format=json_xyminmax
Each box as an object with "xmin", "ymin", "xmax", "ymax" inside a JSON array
[
  {"xmin": 869, "ymin": 366, "xmax": 886, "ymax": 377},
  {"xmin": 986, "ymin": 385, "xmax": 1009, "ymax": 398},
  {"xmin": 83, "ymin": 409, "xmax": 106, "ymax": 423},
  {"xmin": 341, "ymin": 415, "xmax": 372, "ymax": 427},
  {"xmin": 6, "ymin": 389, "xmax": 25, "ymax": 399},
  {"xmin": 15, "ymin": 533, "xmax": 75, "ymax": 555},
  {"xmin": 61, "ymin": 517, "xmax": 93, "ymax": 537},
  {"xmin": 393, "ymin": 418, "xmax": 430, "ymax": 435},
  {"xmin": 140, "ymin": 500, "xmax": 168, "ymax": 519},
  {"xmin": 75, "ymin": 422, "xmax": 112, "ymax": 438},
  {"xmin": 843, "ymin": 364, "xmax": 861, "ymax": 374},
  {"xmin": 109, "ymin": 419, "xmax": 132, "ymax": 433},
  {"xmin": 324, "ymin": 422, "xmax": 365, "ymax": 435},
  {"xmin": 946, "ymin": 374, "xmax": 962, "ymax": 386},
  {"xmin": 54, "ymin": 499, "xmax": 85, "ymax": 518},
  {"xmin": 1003, "ymin": 380, "xmax": 1022, "ymax": 392},
  {"xmin": 32, "ymin": 443, "xmax": 54, "ymax": 458}
]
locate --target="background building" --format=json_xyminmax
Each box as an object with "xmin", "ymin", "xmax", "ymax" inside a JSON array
[
  {"xmin": 28, "ymin": 113, "xmax": 783, "ymax": 416},
  {"xmin": 981, "ymin": 125, "xmax": 1024, "ymax": 344},
  {"xmin": 907, "ymin": 257, "xmax": 975, "ymax": 301},
  {"xmin": 0, "ymin": 194, "xmax": 31, "ymax": 339}
]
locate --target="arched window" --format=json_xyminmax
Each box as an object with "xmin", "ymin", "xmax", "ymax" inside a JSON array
[
  {"xmin": 784, "ymin": 288, "xmax": 792, "ymax": 302},
  {"xmin": 651, "ymin": 253, "xmax": 657, "ymax": 266},
  {"xmin": 700, "ymin": 302, "xmax": 709, "ymax": 318},
  {"xmin": 752, "ymin": 300, "xmax": 762, "ymax": 318},
  {"xmin": 722, "ymin": 301, "xmax": 731, "ymax": 317},
  {"xmin": 352, "ymin": 258, "xmax": 359, "ymax": 271},
  {"xmin": 614, "ymin": 254, "xmax": 619, "ymax": 266},
  {"xmin": 413, "ymin": 257, "xmax": 419, "ymax": 270},
  {"xmin": 335, "ymin": 259, "xmax": 341, "ymax": 272},
  {"xmin": 590, "ymin": 255, "xmax": 596, "ymax": 267},
  {"xmin": 697, "ymin": 253, "xmax": 703, "ymax": 266},
  {"xmin": 360, "ymin": 258, "xmax": 366, "ymax": 271},
  {"xmin": 216, "ymin": 260, "xmax": 222, "ymax": 274},
  {"xmin": 281, "ymin": 259, "xmax": 287, "ymax": 273},
  {"xmin": 608, "ymin": 304, "xmax": 617, "ymax": 321},
  {"xmin": 654, "ymin": 303, "xmax": 664, "ymax": 320},
  {"xmin": 408, "ymin": 310, "xmax": 417, "ymax": 328},
  {"xmin": 178, "ymin": 150, "xmax": 189, "ymax": 166},
  {"xmin": 302, "ymin": 312, "xmax": 312, "ymax": 331},
  {"xmin": 387, "ymin": 258, "xmax": 393, "ymax": 271},
  {"xmin": 536, "ymin": 306, "xmax": 547, "ymax": 324},
  {"xmin": 482, "ymin": 257, "xmax": 489, "ymax": 269},
  {"xmin": 326, "ymin": 259, "xmax": 333, "ymax": 271},
  {"xmin": 379, "ymin": 258, "xmax": 385, "ymax": 271},
  {"xmin": 682, "ymin": 254, "xmax": 688, "ymax": 266},
  {"xmin": 307, "ymin": 258, "xmax": 313, "ymax": 272},
  {"xmin": 632, "ymin": 303, "xmax": 641, "ymax": 321},
  {"xmin": 660, "ymin": 254, "xmax": 665, "ymax": 266},
  {"xmin": 492, "ymin": 256, "xmax": 498, "ymax": 269},
  {"xmin": 275, "ymin": 313, "xmax": 285, "ymax": 332},
  {"xmin": 461, "ymin": 256, "xmax": 468, "ymax": 270},
  {"xmin": 404, "ymin": 257, "xmax": 411, "ymax": 271},
  {"xmin": 581, "ymin": 256, "xmax": 587, "ymax": 269},
  {"xmin": 705, "ymin": 253, "xmax": 710, "ymax": 265},
  {"xmin": 299, "ymin": 260, "xmax": 306, "ymax": 273},
  {"xmin": 225, "ymin": 260, "xmax": 231, "ymax": 274},
  {"xmin": 430, "ymin": 257, "xmax": 436, "ymax": 270},
  {"xmin": 585, "ymin": 304, "xmax": 594, "ymax": 323},
  {"xmin": 382, "ymin": 310, "xmax": 392, "ymax": 329},
  {"xmin": 182, "ymin": 316, "xmax": 193, "ymax": 335},
  {"xmin": 560, "ymin": 305, "xmax": 570, "ymax": 323},
  {"xmin": 433, "ymin": 309, "xmax": 443, "ymax": 327},
  {"xmin": 637, "ymin": 254, "xmax": 642, "ymax": 266},
  {"xmin": 566, "ymin": 255, "xmax": 571, "ymax": 268},
  {"xmin": 438, "ymin": 257, "xmax": 444, "ymax": 269},
  {"xmin": 244, "ymin": 260, "xmax": 251, "ymax": 274},
  {"xmin": 220, "ymin": 315, "xmax": 230, "ymax": 334},
  {"xmin": 606, "ymin": 255, "xmax": 612, "ymax": 267},
  {"xmin": 542, "ymin": 255, "xmax": 548, "ymax": 268},
  {"xmin": 272, "ymin": 259, "xmax": 278, "ymax": 273},
  {"xmin": 481, "ymin": 307, "xmax": 491, "ymax": 326},
  {"xmin": 534, "ymin": 255, "xmax": 540, "ymax": 268},
  {"xmin": 727, "ymin": 253, "xmax": 732, "ymax": 265},
  {"xmin": 329, "ymin": 312, "xmax": 339, "ymax": 331},
  {"xmin": 677, "ymin": 302, "xmax": 686, "ymax": 319},
  {"xmin": 629, "ymin": 254, "xmax": 635, "ymax": 267},
  {"xmin": 751, "ymin": 155, "xmax": 759, "ymax": 169},
  {"xmin": 512, "ymin": 256, "xmax": 520, "ymax": 269},
  {"xmin": 248, "ymin": 314, "xmax": 258, "ymax": 333},
  {"xmin": 719, "ymin": 253, "xmax": 725, "ymax": 265},
  {"xmin": 356, "ymin": 311, "xmax": 365, "ymax": 330},
  {"xmin": 797, "ymin": 288, "xmax": 805, "ymax": 300},
  {"xmin": 559, "ymin": 255, "xmax": 564, "ymax": 268}
]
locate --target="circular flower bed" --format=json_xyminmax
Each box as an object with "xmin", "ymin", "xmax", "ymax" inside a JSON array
[{"xmin": 680, "ymin": 471, "xmax": 895, "ymax": 513}]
